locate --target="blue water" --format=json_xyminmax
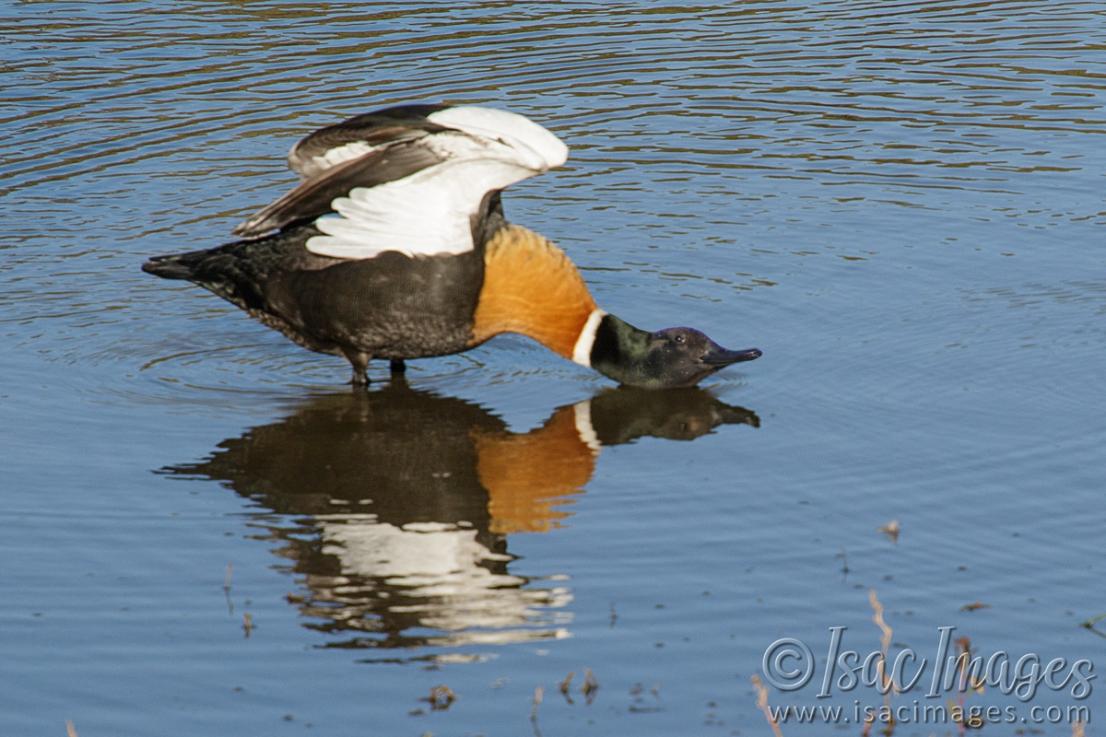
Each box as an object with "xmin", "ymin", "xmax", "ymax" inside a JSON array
[{"xmin": 3, "ymin": 2, "xmax": 1104, "ymax": 735}]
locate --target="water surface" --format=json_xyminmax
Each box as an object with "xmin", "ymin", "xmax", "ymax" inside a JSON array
[{"xmin": 3, "ymin": 2, "xmax": 1105, "ymax": 735}]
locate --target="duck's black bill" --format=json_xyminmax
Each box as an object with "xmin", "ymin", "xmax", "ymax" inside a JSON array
[{"xmin": 702, "ymin": 346, "xmax": 762, "ymax": 367}]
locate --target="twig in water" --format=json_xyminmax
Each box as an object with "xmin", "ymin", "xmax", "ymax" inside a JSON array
[
  {"xmin": 530, "ymin": 686, "xmax": 544, "ymax": 737},
  {"xmin": 581, "ymin": 668, "xmax": 599, "ymax": 704},
  {"xmin": 1079, "ymin": 612, "xmax": 1106, "ymax": 637},
  {"xmin": 750, "ymin": 674, "xmax": 784, "ymax": 737},
  {"xmin": 559, "ymin": 671, "xmax": 575, "ymax": 703},
  {"xmin": 868, "ymin": 589, "xmax": 897, "ymax": 735},
  {"xmin": 223, "ymin": 562, "xmax": 234, "ymax": 614},
  {"xmin": 837, "ymin": 548, "xmax": 850, "ymax": 577}
]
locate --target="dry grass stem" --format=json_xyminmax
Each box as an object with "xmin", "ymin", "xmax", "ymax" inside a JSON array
[
  {"xmin": 530, "ymin": 686, "xmax": 544, "ymax": 737},
  {"xmin": 581, "ymin": 668, "xmax": 599, "ymax": 704},
  {"xmin": 559, "ymin": 671, "xmax": 575, "ymax": 703},
  {"xmin": 242, "ymin": 612, "xmax": 254, "ymax": 638},
  {"xmin": 868, "ymin": 589, "xmax": 897, "ymax": 735},
  {"xmin": 750, "ymin": 674, "xmax": 784, "ymax": 737}
]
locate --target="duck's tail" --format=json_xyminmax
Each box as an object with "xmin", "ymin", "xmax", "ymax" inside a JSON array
[
  {"xmin": 141, "ymin": 239, "xmax": 276, "ymax": 316},
  {"xmin": 141, "ymin": 249, "xmax": 208, "ymax": 281}
]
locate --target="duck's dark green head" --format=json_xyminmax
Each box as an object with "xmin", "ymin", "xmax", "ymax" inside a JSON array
[{"xmin": 587, "ymin": 314, "xmax": 761, "ymax": 389}]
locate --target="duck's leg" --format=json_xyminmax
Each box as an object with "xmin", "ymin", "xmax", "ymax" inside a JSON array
[
  {"xmin": 344, "ymin": 350, "xmax": 371, "ymax": 386},
  {"xmin": 389, "ymin": 359, "xmax": 407, "ymax": 374}
]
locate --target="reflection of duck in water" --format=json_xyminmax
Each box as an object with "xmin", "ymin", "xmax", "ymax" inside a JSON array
[{"xmin": 162, "ymin": 380, "xmax": 757, "ymax": 653}]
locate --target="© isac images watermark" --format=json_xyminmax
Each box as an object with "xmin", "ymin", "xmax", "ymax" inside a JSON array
[
  {"xmin": 758, "ymin": 626, "xmax": 1095, "ymax": 727},
  {"xmin": 762, "ymin": 626, "xmax": 1094, "ymax": 699}
]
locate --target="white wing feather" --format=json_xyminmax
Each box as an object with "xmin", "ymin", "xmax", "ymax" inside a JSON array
[
  {"xmin": 428, "ymin": 106, "xmax": 567, "ymax": 170},
  {"xmin": 304, "ymin": 107, "xmax": 568, "ymax": 260}
]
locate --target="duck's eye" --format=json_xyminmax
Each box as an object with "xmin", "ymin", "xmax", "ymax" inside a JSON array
[{"xmin": 674, "ymin": 334, "xmax": 686, "ymax": 345}]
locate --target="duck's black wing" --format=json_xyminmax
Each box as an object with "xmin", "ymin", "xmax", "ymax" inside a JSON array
[
  {"xmin": 232, "ymin": 142, "xmax": 444, "ymax": 238},
  {"xmin": 286, "ymin": 104, "xmax": 452, "ymax": 179}
]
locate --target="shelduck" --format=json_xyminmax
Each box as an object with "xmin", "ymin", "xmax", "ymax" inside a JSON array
[{"xmin": 142, "ymin": 104, "xmax": 761, "ymax": 387}]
